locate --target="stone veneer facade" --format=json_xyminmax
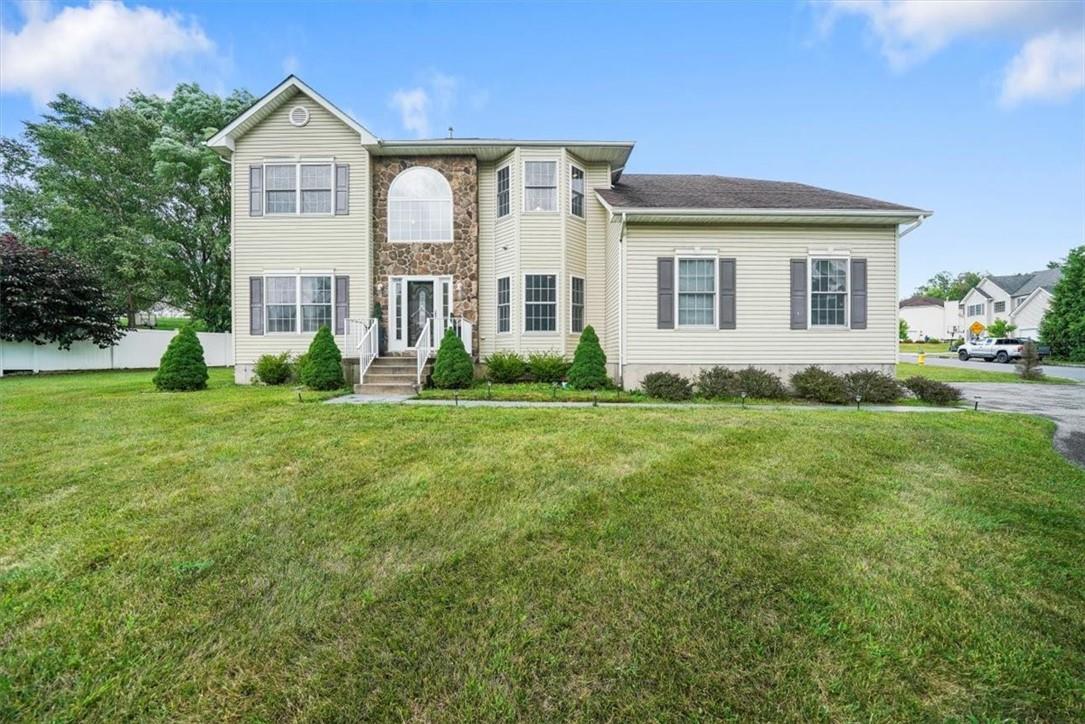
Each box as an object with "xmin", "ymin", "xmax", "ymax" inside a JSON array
[{"xmin": 370, "ymin": 155, "xmax": 479, "ymax": 353}]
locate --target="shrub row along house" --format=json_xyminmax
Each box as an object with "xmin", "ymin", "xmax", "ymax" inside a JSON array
[{"xmin": 208, "ymin": 76, "xmax": 931, "ymax": 390}]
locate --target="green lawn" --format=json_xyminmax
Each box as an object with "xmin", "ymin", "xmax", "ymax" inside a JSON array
[
  {"xmin": 899, "ymin": 341, "xmax": 954, "ymax": 355},
  {"xmin": 896, "ymin": 361, "xmax": 1075, "ymax": 384},
  {"xmin": 2, "ymin": 370, "xmax": 1083, "ymax": 721},
  {"xmin": 418, "ymin": 381, "xmax": 648, "ymax": 403}
]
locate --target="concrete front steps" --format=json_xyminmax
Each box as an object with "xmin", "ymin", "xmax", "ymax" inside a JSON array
[{"xmin": 354, "ymin": 355, "xmax": 429, "ymax": 396}]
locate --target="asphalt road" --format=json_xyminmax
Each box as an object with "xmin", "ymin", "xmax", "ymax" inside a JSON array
[{"xmin": 898, "ymin": 353, "xmax": 1085, "ymax": 382}]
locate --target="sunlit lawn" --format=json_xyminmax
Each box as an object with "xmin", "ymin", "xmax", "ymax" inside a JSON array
[{"xmin": 896, "ymin": 361, "xmax": 1074, "ymax": 384}]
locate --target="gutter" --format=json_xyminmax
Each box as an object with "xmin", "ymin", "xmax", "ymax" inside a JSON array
[{"xmin": 898, "ymin": 213, "xmax": 931, "ymax": 237}]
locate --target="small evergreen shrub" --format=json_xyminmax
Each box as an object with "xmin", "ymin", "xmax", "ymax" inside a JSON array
[
  {"xmin": 1015, "ymin": 341, "xmax": 1045, "ymax": 381},
  {"xmin": 153, "ymin": 326, "xmax": 208, "ymax": 391},
  {"xmin": 791, "ymin": 366, "xmax": 848, "ymax": 404},
  {"xmin": 253, "ymin": 352, "xmax": 293, "ymax": 385},
  {"xmin": 527, "ymin": 352, "xmax": 569, "ymax": 383},
  {"xmin": 485, "ymin": 351, "xmax": 526, "ymax": 383},
  {"xmin": 696, "ymin": 366, "xmax": 738, "ymax": 399},
  {"xmin": 844, "ymin": 369, "xmax": 903, "ymax": 404},
  {"xmin": 642, "ymin": 371, "xmax": 693, "ymax": 401},
  {"xmin": 903, "ymin": 376, "xmax": 963, "ymax": 406},
  {"xmin": 432, "ymin": 327, "xmax": 474, "ymax": 388},
  {"xmin": 567, "ymin": 325, "xmax": 609, "ymax": 389},
  {"xmin": 300, "ymin": 326, "xmax": 344, "ymax": 390},
  {"xmin": 735, "ymin": 367, "xmax": 788, "ymax": 399}
]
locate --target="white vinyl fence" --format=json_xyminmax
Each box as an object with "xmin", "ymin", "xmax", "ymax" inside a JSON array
[{"xmin": 0, "ymin": 330, "xmax": 233, "ymax": 376}]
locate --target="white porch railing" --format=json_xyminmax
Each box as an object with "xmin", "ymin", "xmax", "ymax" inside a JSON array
[
  {"xmin": 441, "ymin": 316, "xmax": 473, "ymax": 358},
  {"xmin": 346, "ymin": 317, "xmax": 379, "ymax": 383},
  {"xmin": 415, "ymin": 317, "xmax": 433, "ymax": 386}
]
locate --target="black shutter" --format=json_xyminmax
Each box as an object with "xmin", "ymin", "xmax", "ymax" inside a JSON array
[
  {"xmin": 850, "ymin": 258, "xmax": 867, "ymax": 329},
  {"xmin": 718, "ymin": 258, "xmax": 736, "ymax": 330},
  {"xmin": 657, "ymin": 257, "xmax": 674, "ymax": 329},
  {"xmin": 790, "ymin": 259, "xmax": 807, "ymax": 330},
  {"xmin": 249, "ymin": 165, "xmax": 263, "ymax": 216},
  {"xmin": 249, "ymin": 277, "xmax": 264, "ymax": 335},
  {"xmin": 335, "ymin": 276, "xmax": 349, "ymax": 334}
]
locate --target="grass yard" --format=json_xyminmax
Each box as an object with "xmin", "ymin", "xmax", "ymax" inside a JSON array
[
  {"xmin": 2, "ymin": 370, "xmax": 1083, "ymax": 721},
  {"xmin": 899, "ymin": 342, "xmax": 954, "ymax": 355},
  {"xmin": 418, "ymin": 381, "xmax": 648, "ymax": 403},
  {"xmin": 896, "ymin": 361, "xmax": 1075, "ymax": 384}
]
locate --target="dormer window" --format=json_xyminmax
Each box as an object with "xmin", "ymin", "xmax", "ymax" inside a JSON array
[{"xmin": 388, "ymin": 166, "xmax": 453, "ymax": 242}]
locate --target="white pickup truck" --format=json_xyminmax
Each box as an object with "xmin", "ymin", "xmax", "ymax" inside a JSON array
[{"xmin": 957, "ymin": 337, "xmax": 1047, "ymax": 363}]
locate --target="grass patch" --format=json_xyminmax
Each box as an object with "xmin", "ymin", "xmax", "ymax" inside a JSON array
[
  {"xmin": 897, "ymin": 361, "xmax": 1075, "ymax": 384},
  {"xmin": 899, "ymin": 342, "xmax": 954, "ymax": 355},
  {"xmin": 418, "ymin": 381, "xmax": 647, "ymax": 403},
  {"xmin": 2, "ymin": 369, "xmax": 1083, "ymax": 720}
]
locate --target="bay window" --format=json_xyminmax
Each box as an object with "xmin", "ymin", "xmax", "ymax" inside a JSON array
[
  {"xmin": 524, "ymin": 161, "xmax": 557, "ymax": 212},
  {"xmin": 524, "ymin": 274, "xmax": 557, "ymax": 332}
]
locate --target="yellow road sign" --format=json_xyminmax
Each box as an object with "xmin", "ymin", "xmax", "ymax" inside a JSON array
[{"xmin": 970, "ymin": 321, "xmax": 985, "ymax": 336}]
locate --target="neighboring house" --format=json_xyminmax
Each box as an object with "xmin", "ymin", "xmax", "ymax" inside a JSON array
[
  {"xmin": 958, "ymin": 268, "xmax": 1061, "ymax": 339},
  {"xmin": 898, "ymin": 295, "xmax": 959, "ymax": 340},
  {"xmin": 208, "ymin": 76, "xmax": 930, "ymax": 389}
]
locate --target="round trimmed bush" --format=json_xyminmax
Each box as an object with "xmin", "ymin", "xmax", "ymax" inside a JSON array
[
  {"xmin": 153, "ymin": 326, "xmax": 208, "ymax": 391},
  {"xmin": 485, "ymin": 351, "xmax": 526, "ymax": 383},
  {"xmin": 567, "ymin": 325, "xmax": 609, "ymax": 389},
  {"xmin": 844, "ymin": 369, "xmax": 903, "ymax": 404},
  {"xmin": 432, "ymin": 326, "xmax": 474, "ymax": 388},
  {"xmin": 300, "ymin": 325, "xmax": 344, "ymax": 390},
  {"xmin": 791, "ymin": 366, "xmax": 848, "ymax": 404},
  {"xmin": 642, "ymin": 371, "xmax": 692, "ymax": 401},
  {"xmin": 254, "ymin": 352, "xmax": 293, "ymax": 385},
  {"xmin": 696, "ymin": 366, "xmax": 738, "ymax": 399},
  {"xmin": 903, "ymin": 376, "xmax": 963, "ymax": 406},
  {"xmin": 527, "ymin": 352, "xmax": 569, "ymax": 383},
  {"xmin": 735, "ymin": 367, "xmax": 788, "ymax": 399}
]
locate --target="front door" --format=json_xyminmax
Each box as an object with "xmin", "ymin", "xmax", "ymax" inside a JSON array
[
  {"xmin": 406, "ymin": 280, "xmax": 434, "ymax": 348},
  {"xmin": 388, "ymin": 275, "xmax": 451, "ymax": 351}
]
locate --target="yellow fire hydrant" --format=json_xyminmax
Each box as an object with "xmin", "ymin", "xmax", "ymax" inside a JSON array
[{"xmin": 917, "ymin": 352, "xmax": 926, "ymax": 366}]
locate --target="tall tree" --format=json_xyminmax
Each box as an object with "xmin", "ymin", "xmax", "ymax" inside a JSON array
[
  {"xmin": 915, "ymin": 270, "xmax": 985, "ymax": 301},
  {"xmin": 1040, "ymin": 246, "xmax": 1085, "ymax": 361}
]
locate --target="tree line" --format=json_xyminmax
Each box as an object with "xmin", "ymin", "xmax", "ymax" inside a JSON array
[{"xmin": 1, "ymin": 84, "xmax": 255, "ymax": 332}]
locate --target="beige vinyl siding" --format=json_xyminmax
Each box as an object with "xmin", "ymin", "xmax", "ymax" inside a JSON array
[
  {"xmin": 623, "ymin": 224, "xmax": 898, "ymax": 365},
  {"xmin": 584, "ymin": 162, "xmax": 610, "ymax": 344},
  {"xmin": 519, "ymin": 148, "xmax": 564, "ymax": 354},
  {"xmin": 1011, "ymin": 291, "xmax": 1050, "ymax": 337},
  {"xmin": 604, "ymin": 214, "xmax": 622, "ymax": 362},
  {"xmin": 490, "ymin": 151, "xmax": 519, "ymax": 354},
  {"xmin": 477, "ymin": 160, "xmax": 497, "ymax": 355},
  {"xmin": 232, "ymin": 92, "xmax": 370, "ymax": 368}
]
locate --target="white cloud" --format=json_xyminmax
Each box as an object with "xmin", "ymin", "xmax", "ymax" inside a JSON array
[
  {"xmin": 819, "ymin": 0, "xmax": 1084, "ymax": 105},
  {"xmin": 389, "ymin": 88, "xmax": 430, "ymax": 138},
  {"xmin": 1, "ymin": 1, "xmax": 217, "ymax": 106},
  {"xmin": 1002, "ymin": 30, "xmax": 1085, "ymax": 107}
]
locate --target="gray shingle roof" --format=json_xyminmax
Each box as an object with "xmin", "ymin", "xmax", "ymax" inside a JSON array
[
  {"xmin": 988, "ymin": 273, "xmax": 1034, "ymax": 295},
  {"xmin": 1012, "ymin": 268, "xmax": 1062, "ymax": 297},
  {"xmin": 596, "ymin": 174, "xmax": 922, "ymax": 212},
  {"xmin": 899, "ymin": 295, "xmax": 946, "ymax": 308}
]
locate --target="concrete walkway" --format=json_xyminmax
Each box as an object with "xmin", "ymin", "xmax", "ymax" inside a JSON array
[{"xmin": 899, "ymin": 353, "xmax": 1085, "ymax": 382}]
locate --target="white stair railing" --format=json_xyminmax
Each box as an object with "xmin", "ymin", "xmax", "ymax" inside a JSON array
[
  {"xmin": 415, "ymin": 317, "xmax": 432, "ymax": 387},
  {"xmin": 356, "ymin": 318, "xmax": 379, "ymax": 384}
]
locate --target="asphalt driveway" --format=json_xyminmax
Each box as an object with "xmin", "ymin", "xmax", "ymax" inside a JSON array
[
  {"xmin": 954, "ymin": 382, "xmax": 1085, "ymax": 468},
  {"xmin": 899, "ymin": 353, "xmax": 1085, "ymax": 382}
]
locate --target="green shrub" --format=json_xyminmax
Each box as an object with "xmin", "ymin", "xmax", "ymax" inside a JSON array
[
  {"xmin": 903, "ymin": 376, "xmax": 963, "ymax": 406},
  {"xmin": 432, "ymin": 327, "xmax": 474, "ymax": 388},
  {"xmin": 1016, "ymin": 341, "xmax": 1045, "ymax": 381},
  {"xmin": 844, "ymin": 369, "xmax": 903, "ymax": 404},
  {"xmin": 735, "ymin": 367, "xmax": 788, "ymax": 399},
  {"xmin": 696, "ymin": 366, "xmax": 738, "ymax": 399},
  {"xmin": 485, "ymin": 351, "xmax": 527, "ymax": 383},
  {"xmin": 567, "ymin": 325, "xmax": 609, "ymax": 389},
  {"xmin": 642, "ymin": 371, "xmax": 692, "ymax": 401},
  {"xmin": 253, "ymin": 352, "xmax": 293, "ymax": 385},
  {"xmin": 152, "ymin": 326, "xmax": 208, "ymax": 391},
  {"xmin": 791, "ymin": 366, "xmax": 848, "ymax": 404},
  {"xmin": 527, "ymin": 352, "xmax": 569, "ymax": 383},
  {"xmin": 299, "ymin": 326, "xmax": 344, "ymax": 390}
]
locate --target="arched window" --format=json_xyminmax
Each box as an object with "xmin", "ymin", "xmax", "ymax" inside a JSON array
[{"xmin": 388, "ymin": 166, "xmax": 453, "ymax": 242}]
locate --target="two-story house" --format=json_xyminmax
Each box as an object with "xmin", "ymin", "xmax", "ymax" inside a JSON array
[
  {"xmin": 208, "ymin": 76, "xmax": 930, "ymax": 391},
  {"xmin": 958, "ymin": 268, "xmax": 1062, "ymax": 339}
]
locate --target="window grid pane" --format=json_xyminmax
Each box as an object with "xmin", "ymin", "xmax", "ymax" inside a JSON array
[
  {"xmin": 497, "ymin": 167, "xmax": 510, "ymax": 217},
  {"xmin": 266, "ymin": 190, "xmax": 296, "ymax": 214},
  {"xmin": 388, "ymin": 167, "xmax": 453, "ymax": 242},
  {"xmin": 497, "ymin": 277, "xmax": 510, "ymax": 333},
  {"xmin": 571, "ymin": 277, "xmax": 584, "ymax": 332},
  {"xmin": 810, "ymin": 259, "xmax": 847, "ymax": 326},
  {"xmin": 571, "ymin": 166, "xmax": 584, "ymax": 217},
  {"xmin": 265, "ymin": 165, "xmax": 296, "ymax": 191},
  {"xmin": 677, "ymin": 259, "xmax": 715, "ymax": 326},
  {"xmin": 524, "ymin": 161, "xmax": 556, "ymax": 212},
  {"xmin": 524, "ymin": 274, "xmax": 556, "ymax": 332}
]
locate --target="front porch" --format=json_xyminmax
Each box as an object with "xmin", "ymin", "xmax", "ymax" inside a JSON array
[{"xmin": 342, "ymin": 315, "xmax": 474, "ymax": 394}]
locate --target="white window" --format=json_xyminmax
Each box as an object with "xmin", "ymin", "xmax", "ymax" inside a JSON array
[
  {"xmin": 570, "ymin": 276, "xmax": 585, "ymax": 332},
  {"xmin": 524, "ymin": 274, "xmax": 557, "ymax": 332},
  {"xmin": 967, "ymin": 302, "xmax": 985, "ymax": 317},
  {"xmin": 265, "ymin": 274, "xmax": 333, "ymax": 333},
  {"xmin": 265, "ymin": 163, "xmax": 333, "ymax": 215},
  {"xmin": 524, "ymin": 161, "xmax": 557, "ymax": 212},
  {"xmin": 677, "ymin": 258, "xmax": 716, "ymax": 327},
  {"xmin": 570, "ymin": 165, "xmax": 585, "ymax": 218},
  {"xmin": 496, "ymin": 166, "xmax": 510, "ymax": 218},
  {"xmin": 810, "ymin": 258, "xmax": 848, "ymax": 327},
  {"xmin": 497, "ymin": 276, "xmax": 511, "ymax": 333},
  {"xmin": 994, "ymin": 301, "xmax": 1005, "ymax": 313},
  {"xmin": 388, "ymin": 166, "xmax": 453, "ymax": 242}
]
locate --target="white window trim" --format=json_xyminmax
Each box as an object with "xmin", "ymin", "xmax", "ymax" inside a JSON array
[
  {"xmin": 675, "ymin": 254, "xmax": 718, "ymax": 330},
  {"xmin": 262, "ymin": 271, "xmax": 336, "ymax": 335},
  {"xmin": 262, "ymin": 160, "xmax": 335, "ymax": 217},
  {"xmin": 569, "ymin": 275, "xmax": 585, "ymax": 333},
  {"xmin": 569, "ymin": 163, "xmax": 586, "ymax": 220},
  {"xmin": 387, "ymin": 167, "xmax": 454, "ymax": 244},
  {"xmin": 522, "ymin": 271, "xmax": 559, "ymax": 335},
  {"xmin": 808, "ymin": 254, "xmax": 850, "ymax": 330},
  {"xmin": 522, "ymin": 160, "xmax": 558, "ymax": 214},
  {"xmin": 496, "ymin": 164, "xmax": 512, "ymax": 220},
  {"xmin": 497, "ymin": 275, "xmax": 512, "ymax": 335}
]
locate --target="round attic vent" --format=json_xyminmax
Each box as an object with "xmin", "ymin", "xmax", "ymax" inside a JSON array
[{"xmin": 289, "ymin": 105, "xmax": 310, "ymax": 127}]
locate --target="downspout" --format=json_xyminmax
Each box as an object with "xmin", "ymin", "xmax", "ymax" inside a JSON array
[
  {"xmin": 618, "ymin": 212, "xmax": 627, "ymax": 387},
  {"xmin": 898, "ymin": 213, "xmax": 928, "ymax": 238}
]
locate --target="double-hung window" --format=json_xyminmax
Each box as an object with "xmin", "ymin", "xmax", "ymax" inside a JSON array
[
  {"xmin": 810, "ymin": 258, "xmax": 848, "ymax": 327},
  {"xmin": 570, "ymin": 276, "xmax": 585, "ymax": 332},
  {"xmin": 265, "ymin": 163, "xmax": 333, "ymax": 215},
  {"xmin": 570, "ymin": 165, "xmax": 585, "ymax": 218},
  {"xmin": 265, "ymin": 274, "xmax": 333, "ymax": 333},
  {"xmin": 524, "ymin": 274, "xmax": 557, "ymax": 332},
  {"xmin": 524, "ymin": 161, "xmax": 557, "ymax": 212},
  {"xmin": 497, "ymin": 276, "xmax": 511, "ymax": 333},
  {"xmin": 967, "ymin": 302, "xmax": 984, "ymax": 317},
  {"xmin": 994, "ymin": 301, "xmax": 1005, "ymax": 313},
  {"xmin": 496, "ymin": 166, "xmax": 510, "ymax": 218},
  {"xmin": 677, "ymin": 258, "xmax": 716, "ymax": 326}
]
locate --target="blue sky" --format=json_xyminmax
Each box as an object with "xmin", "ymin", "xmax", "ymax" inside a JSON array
[{"xmin": 2, "ymin": 0, "xmax": 1083, "ymax": 294}]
